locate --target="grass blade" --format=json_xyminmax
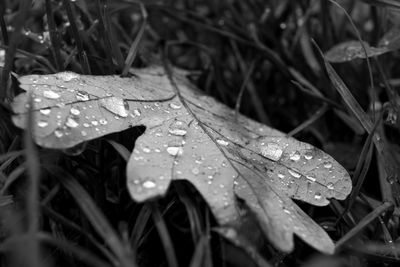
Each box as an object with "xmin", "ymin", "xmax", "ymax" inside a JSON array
[
  {"xmin": 49, "ymin": 167, "xmax": 137, "ymax": 267},
  {"xmin": 335, "ymin": 201, "xmax": 393, "ymax": 250},
  {"xmin": 151, "ymin": 201, "xmax": 179, "ymax": 267},
  {"xmin": 24, "ymin": 95, "xmax": 41, "ymax": 267},
  {"xmin": 122, "ymin": 3, "xmax": 147, "ymax": 76}
]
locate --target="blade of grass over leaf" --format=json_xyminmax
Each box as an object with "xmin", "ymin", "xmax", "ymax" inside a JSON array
[
  {"xmin": 1, "ymin": 0, "xmax": 30, "ymax": 100},
  {"xmin": 49, "ymin": 166, "xmax": 137, "ymax": 267},
  {"xmin": 335, "ymin": 201, "xmax": 393, "ymax": 250},
  {"xmin": 121, "ymin": 3, "xmax": 147, "ymax": 77},
  {"xmin": 62, "ymin": 0, "xmax": 91, "ymax": 74},
  {"xmin": 24, "ymin": 95, "xmax": 41, "ymax": 267},
  {"xmin": 150, "ymin": 201, "xmax": 179, "ymax": 267}
]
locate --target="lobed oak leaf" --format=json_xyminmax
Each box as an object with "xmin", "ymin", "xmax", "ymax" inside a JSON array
[{"xmin": 11, "ymin": 66, "xmax": 352, "ymax": 254}]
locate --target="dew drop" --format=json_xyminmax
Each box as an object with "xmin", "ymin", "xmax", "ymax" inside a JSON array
[
  {"xmin": 192, "ymin": 168, "xmax": 200, "ymax": 175},
  {"xmin": 40, "ymin": 108, "xmax": 51, "ymax": 115},
  {"xmin": 99, "ymin": 118, "xmax": 108, "ymax": 125},
  {"xmin": 70, "ymin": 107, "xmax": 80, "ymax": 115},
  {"xmin": 81, "ymin": 130, "xmax": 87, "ymax": 136},
  {"xmin": 169, "ymin": 102, "xmax": 182, "ymax": 110},
  {"xmin": 99, "ymin": 97, "xmax": 129, "ymax": 117},
  {"xmin": 216, "ymin": 138, "xmax": 229, "ymax": 146},
  {"xmin": 289, "ymin": 151, "xmax": 301, "ymax": 161},
  {"xmin": 91, "ymin": 120, "xmax": 98, "ymax": 126},
  {"xmin": 34, "ymin": 98, "xmax": 42, "ymax": 103},
  {"xmin": 83, "ymin": 123, "xmax": 90, "ymax": 127},
  {"xmin": 142, "ymin": 147, "xmax": 151, "ymax": 153},
  {"xmin": 169, "ymin": 128, "xmax": 187, "ymax": 136},
  {"xmin": 304, "ymin": 150, "xmax": 314, "ymax": 160},
  {"xmin": 314, "ymin": 192, "xmax": 322, "ymax": 200},
  {"xmin": 167, "ymin": 146, "xmax": 183, "ymax": 156},
  {"xmin": 54, "ymin": 129, "xmax": 63, "ymax": 138},
  {"xmin": 142, "ymin": 179, "xmax": 156, "ymax": 189},
  {"xmin": 66, "ymin": 117, "xmax": 79, "ymax": 128},
  {"xmin": 43, "ymin": 90, "xmax": 61, "ymax": 99},
  {"xmin": 133, "ymin": 109, "xmax": 141, "ymax": 116},
  {"xmin": 277, "ymin": 172, "xmax": 285, "ymax": 179},
  {"xmin": 305, "ymin": 174, "xmax": 316, "ymax": 182},
  {"xmin": 288, "ymin": 169, "xmax": 301, "ymax": 178},
  {"xmin": 76, "ymin": 91, "xmax": 90, "ymax": 101},
  {"xmin": 37, "ymin": 121, "xmax": 48, "ymax": 128},
  {"xmin": 260, "ymin": 142, "xmax": 283, "ymax": 161},
  {"xmin": 56, "ymin": 71, "xmax": 80, "ymax": 82},
  {"xmin": 327, "ymin": 183, "xmax": 335, "ymax": 190},
  {"xmin": 323, "ymin": 162, "xmax": 333, "ymax": 169}
]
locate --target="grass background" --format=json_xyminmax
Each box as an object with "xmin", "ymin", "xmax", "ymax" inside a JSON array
[{"xmin": 1, "ymin": 0, "xmax": 400, "ymax": 266}]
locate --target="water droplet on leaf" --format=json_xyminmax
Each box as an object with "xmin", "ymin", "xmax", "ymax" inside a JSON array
[
  {"xmin": 76, "ymin": 91, "xmax": 90, "ymax": 101},
  {"xmin": 169, "ymin": 102, "xmax": 182, "ymax": 110},
  {"xmin": 167, "ymin": 146, "xmax": 183, "ymax": 156},
  {"xmin": 37, "ymin": 121, "xmax": 48, "ymax": 128},
  {"xmin": 216, "ymin": 138, "xmax": 229, "ymax": 146},
  {"xmin": 43, "ymin": 90, "xmax": 61, "ymax": 99},
  {"xmin": 260, "ymin": 142, "xmax": 283, "ymax": 161},
  {"xmin": 289, "ymin": 151, "xmax": 301, "ymax": 161},
  {"xmin": 99, "ymin": 97, "xmax": 129, "ymax": 117},
  {"xmin": 288, "ymin": 169, "xmax": 301, "ymax": 178}
]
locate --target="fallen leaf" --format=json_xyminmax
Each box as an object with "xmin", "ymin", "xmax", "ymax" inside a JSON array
[
  {"xmin": 325, "ymin": 40, "xmax": 389, "ymax": 62},
  {"xmin": 11, "ymin": 66, "xmax": 352, "ymax": 253}
]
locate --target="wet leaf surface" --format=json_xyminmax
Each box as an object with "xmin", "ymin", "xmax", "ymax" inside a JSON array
[{"xmin": 11, "ymin": 66, "xmax": 352, "ymax": 253}]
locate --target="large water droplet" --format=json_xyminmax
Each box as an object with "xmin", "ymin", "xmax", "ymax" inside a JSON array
[
  {"xmin": 70, "ymin": 107, "xmax": 80, "ymax": 115},
  {"xmin": 133, "ymin": 109, "xmax": 141, "ymax": 116},
  {"xmin": 260, "ymin": 142, "xmax": 283, "ymax": 161},
  {"xmin": 169, "ymin": 102, "xmax": 182, "ymax": 110},
  {"xmin": 37, "ymin": 121, "xmax": 48, "ymax": 128},
  {"xmin": 40, "ymin": 108, "xmax": 51, "ymax": 115},
  {"xmin": 99, "ymin": 97, "xmax": 129, "ymax": 117},
  {"xmin": 288, "ymin": 169, "xmax": 301, "ymax": 178},
  {"xmin": 54, "ymin": 129, "xmax": 63, "ymax": 138},
  {"xmin": 167, "ymin": 146, "xmax": 183, "ymax": 156},
  {"xmin": 304, "ymin": 150, "xmax": 314, "ymax": 160},
  {"xmin": 327, "ymin": 182, "xmax": 335, "ymax": 190},
  {"xmin": 216, "ymin": 138, "xmax": 229, "ymax": 146},
  {"xmin": 56, "ymin": 71, "xmax": 80, "ymax": 82},
  {"xmin": 305, "ymin": 174, "xmax": 316, "ymax": 182},
  {"xmin": 142, "ymin": 179, "xmax": 156, "ymax": 189},
  {"xmin": 76, "ymin": 91, "xmax": 90, "ymax": 101},
  {"xmin": 66, "ymin": 117, "xmax": 79, "ymax": 128},
  {"xmin": 43, "ymin": 90, "xmax": 61, "ymax": 99},
  {"xmin": 289, "ymin": 151, "xmax": 301, "ymax": 161},
  {"xmin": 323, "ymin": 162, "xmax": 332, "ymax": 169}
]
